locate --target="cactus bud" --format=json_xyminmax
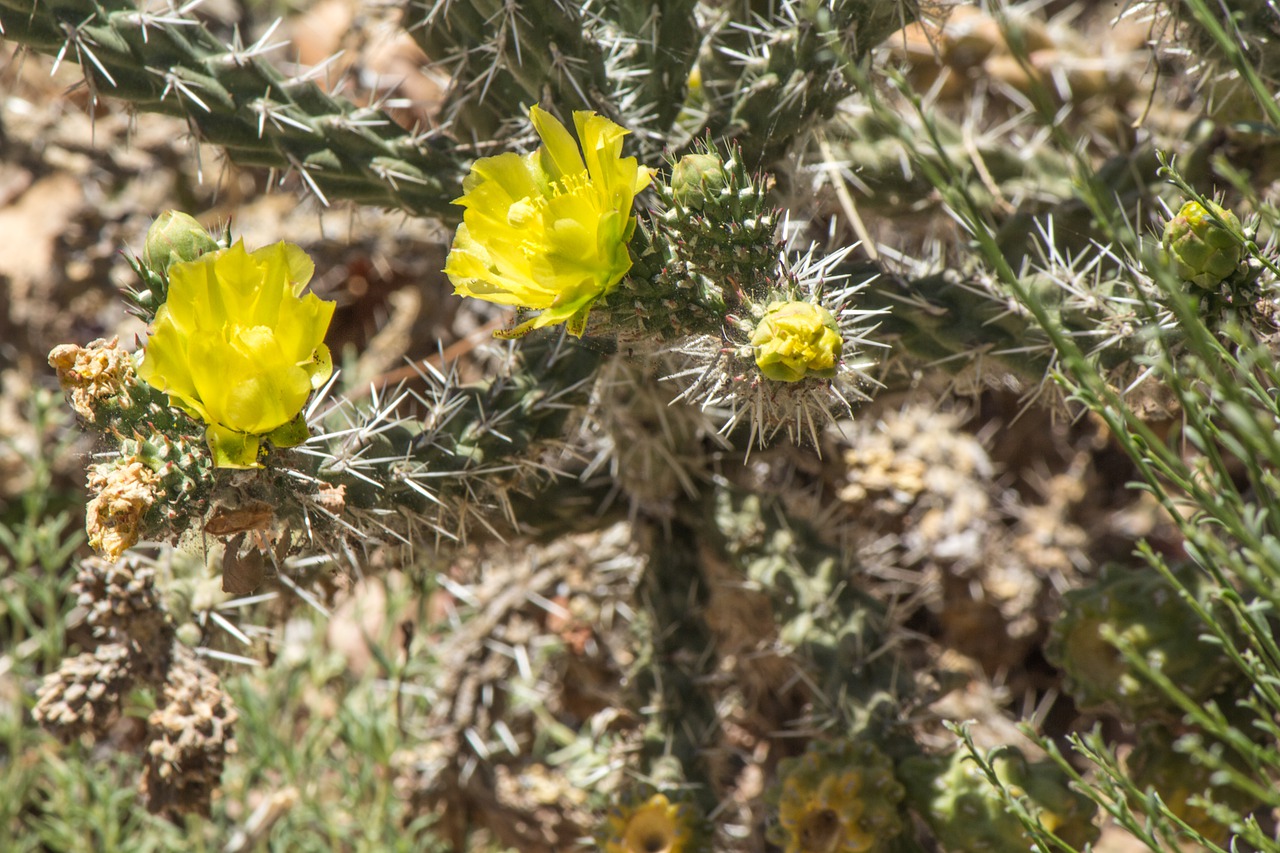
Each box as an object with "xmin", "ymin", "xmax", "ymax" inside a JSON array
[
  {"xmin": 1161, "ymin": 200, "xmax": 1244, "ymax": 289},
  {"xmin": 142, "ymin": 211, "xmax": 219, "ymax": 275},
  {"xmin": 751, "ymin": 300, "xmax": 843, "ymax": 382},
  {"xmin": 670, "ymin": 153, "xmax": 727, "ymax": 210}
]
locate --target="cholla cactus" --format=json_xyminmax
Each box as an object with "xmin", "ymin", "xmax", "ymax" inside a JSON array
[{"xmin": 12, "ymin": 0, "xmax": 1280, "ymax": 848}]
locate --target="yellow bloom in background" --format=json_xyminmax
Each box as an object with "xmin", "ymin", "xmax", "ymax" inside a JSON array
[
  {"xmin": 445, "ymin": 105, "xmax": 653, "ymax": 338},
  {"xmin": 770, "ymin": 741, "xmax": 904, "ymax": 853},
  {"xmin": 600, "ymin": 792, "xmax": 695, "ymax": 853},
  {"xmin": 751, "ymin": 301, "xmax": 843, "ymax": 383},
  {"xmin": 137, "ymin": 240, "xmax": 335, "ymax": 468}
]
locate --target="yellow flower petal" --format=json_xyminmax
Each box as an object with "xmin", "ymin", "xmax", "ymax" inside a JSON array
[
  {"xmin": 532, "ymin": 104, "xmax": 587, "ymax": 180},
  {"xmin": 445, "ymin": 106, "xmax": 649, "ymax": 338},
  {"xmin": 138, "ymin": 232, "xmax": 334, "ymax": 468}
]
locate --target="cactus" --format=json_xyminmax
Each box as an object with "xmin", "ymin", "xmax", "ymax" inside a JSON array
[
  {"xmin": 10, "ymin": 0, "xmax": 1280, "ymax": 848},
  {"xmin": 0, "ymin": 0, "xmax": 468, "ymax": 216}
]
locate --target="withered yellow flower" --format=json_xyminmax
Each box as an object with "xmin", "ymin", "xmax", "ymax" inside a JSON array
[
  {"xmin": 48, "ymin": 336, "xmax": 136, "ymax": 421},
  {"xmin": 445, "ymin": 105, "xmax": 652, "ymax": 338},
  {"xmin": 86, "ymin": 458, "xmax": 160, "ymax": 559},
  {"xmin": 751, "ymin": 301, "xmax": 843, "ymax": 383},
  {"xmin": 137, "ymin": 240, "xmax": 335, "ymax": 468}
]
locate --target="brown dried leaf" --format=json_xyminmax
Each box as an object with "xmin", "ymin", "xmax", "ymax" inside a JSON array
[{"xmin": 204, "ymin": 501, "xmax": 275, "ymax": 537}]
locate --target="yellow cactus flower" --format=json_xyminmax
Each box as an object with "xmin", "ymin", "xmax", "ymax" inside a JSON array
[
  {"xmin": 751, "ymin": 301, "xmax": 843, "ymax": 383},
  {"xmin": 137, "ymin": 240, "xmax": 335, "ymax": 468},
  {"xmin": 444, "ymin": 105, "xmax": 653, "ymax": 338},
  {"xmin": 770, "ymin": 741, "xmax": 904, "ymax": 853},
  {"xmin": 600, "ymin": 792, "xmax": 696, "ymax": 853}
]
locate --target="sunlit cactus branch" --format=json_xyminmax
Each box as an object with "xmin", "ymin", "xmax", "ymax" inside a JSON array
[{"xmin": 0, "ymin": 0, "xmax": 468, "ymax": 216}]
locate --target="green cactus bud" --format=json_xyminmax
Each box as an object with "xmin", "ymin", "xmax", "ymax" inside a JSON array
[
  {"xmin": 670, "ymin": 153, "xmax": 727, "ymax": 210},
  {"xmin": 900, "ymin": 746, "xmax": 1098, "ymax": 853},
  {"xmin": 1161, "ymin": 201, "xmax": 1244, "ymax": 289},
  {"xmin": 142, "ymin": 211, "xmax": 220, "ymax": 275},
  {"xmin": 1045, "ymin": 563, "xmax": 1236, "ymax": 721},
  {"xmin": 750, "ymin": 301, "xmax": 843, "ymax": 382},
  {"xmin": 648, "ymin": 147, "xmax": 779, "ymax": 312},
  {"xmin": 767, "ymin": 739, "xmax": 905, "ymax": 853}
]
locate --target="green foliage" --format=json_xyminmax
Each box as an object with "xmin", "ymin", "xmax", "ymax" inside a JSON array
[{"xmin": 900, "ymin": 737, "xmax": 1099, "ymax": 853}]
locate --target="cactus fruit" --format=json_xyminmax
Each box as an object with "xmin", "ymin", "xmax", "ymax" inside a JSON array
[
  {"xmin": 767, "ymin": 739, "xmax": 905, "ymax": 853},
  {"xmin": 1162, "ymin": 201, "xmax": 1245, "ymax": 289},
  {"xmin": 899, "ymin": 746, "xmax": 1099, "ymax": 853},
  {"xmin": 1045, "ymin": 563, "xmax": 1237, "ymax": 721},
  {"xmin": 650, "ymin": 149, "xmax": 779, "ymax": 315},
  {"xmin": 140, "ymin": 646, "xmax": 238, "ymax": 819}
]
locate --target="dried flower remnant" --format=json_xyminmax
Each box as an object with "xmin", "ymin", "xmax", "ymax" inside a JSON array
[
  {"xmin": 86, "ymin": 458, "xmax": 161, "ymax": 560},
  {"xmin": 445, "ymin": 105, "xmax": 653, "ymax": 338},
  {"xmin": 48, "ymin": 336, "xmax": 136, "ymax": 421},
  {"xmin": 137, "ymin": 240, "xmax": 335, "ymax": 468}
]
